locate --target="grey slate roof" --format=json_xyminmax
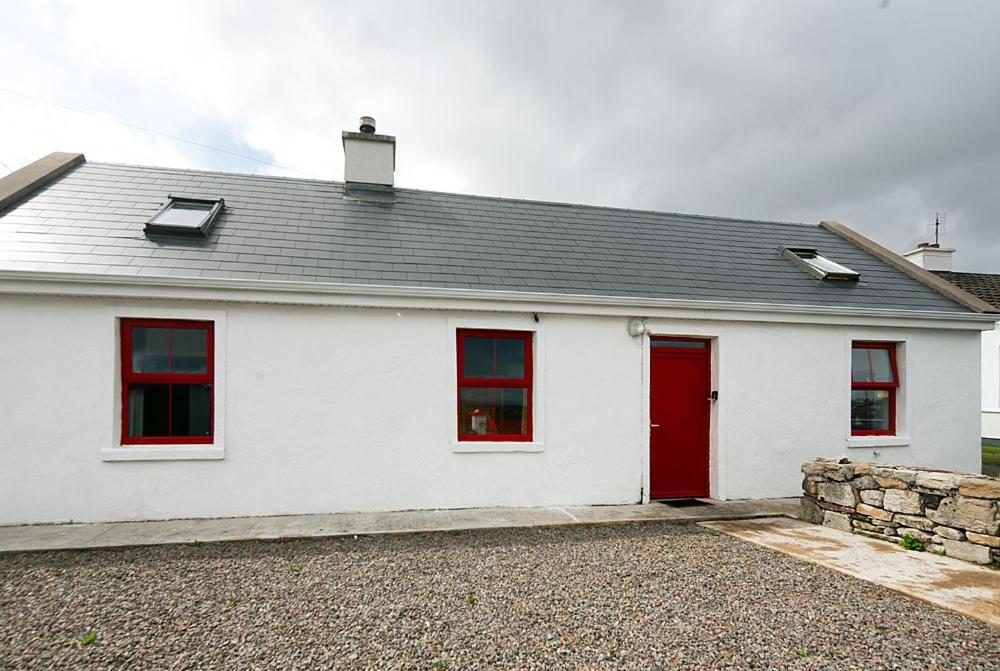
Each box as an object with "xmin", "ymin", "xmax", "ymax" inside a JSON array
[
  {"xmin": 0, "ymin": 161, "xmax": 970, "ymax": 313},
  {"xmin": 933, "ymin": 271, "xmax": 1000, "ymax": 310}
]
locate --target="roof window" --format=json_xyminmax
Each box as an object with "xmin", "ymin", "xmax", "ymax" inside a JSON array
[
  {"xmin": 145, "ymin": 196, "xmax": 224, "ymax": 238},
  {"xmin": 780, "ymin": 246, "xmax": 860, "ymax": 282}
]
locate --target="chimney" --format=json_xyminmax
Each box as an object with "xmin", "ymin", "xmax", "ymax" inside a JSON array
[
  {"xmin": 342, "ymin": 116, "xmax": 395, "ymax": 202},
  {"xmin": 902, "ymin": 242, "xmax": 955, "ymax": 271}
]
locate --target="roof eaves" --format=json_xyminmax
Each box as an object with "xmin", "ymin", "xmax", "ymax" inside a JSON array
[
  {"xmin": 1, "ymin": 269, "xmax": 996, "ymax": 326},
  {"xmin": 819, "ymin": 220, "xmax": 1000, "ymax": 314}
]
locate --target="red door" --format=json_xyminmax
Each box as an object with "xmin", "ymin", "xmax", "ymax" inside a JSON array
[{"xmin": 649, "ymin": 338, "xmax": 711, "ymax": 499}]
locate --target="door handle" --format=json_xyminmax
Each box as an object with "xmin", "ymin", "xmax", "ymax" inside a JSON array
[{"xmin": 650, "ymin": 423, "xmax": 661, "ymax": 428}]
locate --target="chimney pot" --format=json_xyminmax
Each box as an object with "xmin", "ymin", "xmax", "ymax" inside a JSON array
[{"xmin": 359, "ymin": 116, "xmax": 376, "ymax": 134}]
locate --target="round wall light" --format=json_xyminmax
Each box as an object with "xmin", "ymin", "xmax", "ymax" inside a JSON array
[{"xmin": 626, "ymin": 317, "xmax": 648, "ymax": 338}]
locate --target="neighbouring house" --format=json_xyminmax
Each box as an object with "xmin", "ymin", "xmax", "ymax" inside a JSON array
[
  {"xmin": 903, "ymin": 244, "xmax": 1000, "ymax": 444},
  {"xmin": 1, "ymin": 119, "xmax": 997, "ymax": 526}
]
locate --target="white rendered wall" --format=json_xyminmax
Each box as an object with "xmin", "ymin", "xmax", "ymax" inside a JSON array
[
  {"xmin": 982, "ymin": 322, "xmax": 1000, "ymax": 439},
  {"xmin": 0, "ymin": 295, "xmax": 984, "ymax": 525}
]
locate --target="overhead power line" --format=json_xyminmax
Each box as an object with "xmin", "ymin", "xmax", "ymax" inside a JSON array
[{"xmin": 0, "ymin": 86, "xmax": 313, "ymax": 177}]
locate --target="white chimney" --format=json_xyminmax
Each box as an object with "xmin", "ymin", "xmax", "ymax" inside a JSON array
[
  {"xmin": 902, "ymin": 243, "xmax": 955, "ymax": 271},
  {"xmin": 342, "ymin": 116, "xmax": 395, "ymax": 187}
]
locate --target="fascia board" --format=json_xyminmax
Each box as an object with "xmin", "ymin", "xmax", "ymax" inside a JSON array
[{"xmin": 0, "ymin": 270, "xmax": 994, "ymax": 331}]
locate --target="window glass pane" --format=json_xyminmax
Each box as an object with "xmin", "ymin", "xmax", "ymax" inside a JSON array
[
  {"xmin": 852, "ymin": 346, "xmax": 895, "ymax": 383},
  {"xmin": 172, "ymin": 384, "xmax": 212, "ymax": 436},
  {"xmin": 495, "ymin": 338, "xmax": 525, "ymax": 378},
  {"xmin": 127, "ymin": 384, "xmax": 169, "ymax": 437},
  {"xmin": 151, "ymin": 202, "xmax": 213, "ymax": 228},
  {"xmin": 804, "ymin": 254, "xmax": 857, "ymax": 275},
  {"xmin": 851, "ymin": 348, "xmax": 872, "ymax": 383},
  {"xmin": 132, "ymin": 327, "xmax": 170, "ymax": 373},
  {"xmin": 459, "ymin": 387, "xmax": 528, "ymax": 436},
  {"xmin": 462, "ymin": 337, "xmax": 493, "ymax": 377},
  {"xmin": 651, "ymin": 340, "xmax": 707, "ymax": 348},
  {"xmin": 868, "ymin": 348, "xmax": 894, "ymax": 383},
  {"xmin": 172, "ymin": 328, "xmax": 208, "ymax": 374},
  {"xmin": 851, "ymin": 389, "xmax": 891, "ymax": 432}
]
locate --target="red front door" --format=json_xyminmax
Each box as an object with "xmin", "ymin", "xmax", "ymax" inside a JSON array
[{"xmin": 649, "ymin": 338, "xmax": 711, "ymax": 499}]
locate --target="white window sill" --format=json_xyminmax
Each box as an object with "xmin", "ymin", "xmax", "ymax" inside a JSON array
[
  {"xmin": 846, "ymin": 435, "xmax": 911, "ymax": 448},
  {"xmin": 452, "ymin": 442, "xmax": 544, "ymax": 454},
  {"xmin": 101, "ymin": 445, "xmax": 226, "ymax": 461}
]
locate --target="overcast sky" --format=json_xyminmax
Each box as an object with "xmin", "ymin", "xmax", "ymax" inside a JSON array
[{"xmin": 2, "ymin": 0, "xmax": 998, "ymax": 271}]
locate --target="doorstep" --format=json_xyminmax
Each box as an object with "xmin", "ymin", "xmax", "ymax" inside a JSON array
[{"xmin": 0, "ymin": 497, "xmax": 799, "ymax": 553}]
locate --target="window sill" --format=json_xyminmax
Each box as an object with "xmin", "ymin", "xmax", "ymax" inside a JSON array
[
  {"xmin": 846, "ymin": 435, "xmax": 911, "ymax": 448},
  {"xmin": 452, "ymin": 442, "xmax": 543, "ymax": 454},
  {"xmin": 102, "ymin": 445, "xmax": 225, "ymax": 461}
]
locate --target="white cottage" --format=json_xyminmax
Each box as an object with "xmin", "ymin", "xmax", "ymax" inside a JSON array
[{"xmin": 1, "ymin": 120, "xmax": 996, "ymax": 526}]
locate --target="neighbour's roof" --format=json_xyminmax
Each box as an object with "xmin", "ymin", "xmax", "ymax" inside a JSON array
[
  {"xmin": 933, "ymin": 271, "xmax": 1000, "ymax": 310},
  {"xmin": 0, "ymin": 160, "xmax": 971, "ymax": 313}
]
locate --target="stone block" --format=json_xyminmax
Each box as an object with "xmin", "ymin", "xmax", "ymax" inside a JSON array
[
  {"xmin": 874, "ymin": 476, "xmax": 907, "ymax": 490},
  {"xmin": 883, "ymin": 489, "xmax": 922, "ymax": 514},
  {"xmin": 914, "ymin": 471, "xmax": 960, "ymax": 494},
  {"xmin": 802, "ymin": 461, "xmax": 828, "ymax": 477},
  {"xmin": 965, "ymin": 531, "xmax": 1000, "ymax": 548},
  {"xmin": 853, "ymin": 462, "xmax": 871, "ymax": 476},
  {"xmin": 897, "ymin": 528, "xmax": 932, "ymax": 543},
  {"xmin": 817, "ymin": 481, "xmax": 857, "ymax": 509},
  {"xmin": 958, "ymin": 477, "xmax": 1000, "ymax": 500},
  {"xmin": 825, "ymin": 465, "xmax": 854, "ymax": 481},
  {"xmin": 871, "ymin": 467, "xmax": 917, "ymax": 485},
  {"xmin": 856, "ymin": 503, "xmax": 893, "ymax": 522},
  {"xmin": 852, "ymin": 475, "xmax": 878, "ymax": 490},
  {"xmin": 892, "ymin": 514, "xmax": 935, "ymax": 532},
  {"xmin": 817, "ymin": 500, "xmax": 855, "ymax": 514},
  {"xmin": 853, "ymin": 519, "xmax": 893, "ymax": 535},
  {"xmin": 926, "ymin": 497, "xmax": 998, "ymax": 535},
  {"xmin": 942, "ymin": 539, "xmax": 992, "ymax": 564},
  {"xmin": 932, "ymin": 526, "xmax": 964, "ymax": 541},
  {"xmin": 800, "ymin": 496, "xmax": 824, "ymax": 524},
  {"xmin": 859, "ymin": 490, "xmax": 884, "ymax": 507},
  {"xmin": 822, "ymin": 511, "xmax": 852, "ymax": 533}
]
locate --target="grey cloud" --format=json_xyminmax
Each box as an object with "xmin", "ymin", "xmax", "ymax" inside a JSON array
[{"xmin": 2, "ymin": 0, "xmax": 997, "ymax": 270}]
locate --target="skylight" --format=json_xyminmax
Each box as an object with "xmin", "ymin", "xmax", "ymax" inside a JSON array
[
  {"xmin": 780, "ymin": 246, "xmax": 860, "ymax": 282},
  {"xmin": 145, "ymin": 196, "xmax": 224, "ymax": 238}
]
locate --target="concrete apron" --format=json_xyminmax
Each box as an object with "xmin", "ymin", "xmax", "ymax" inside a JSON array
[
  {"xmin": 701, "ymin": 516, "xmax": 1000, "ymax": 628},
  {"xmin": 0, "ymin": 498, "xmax": 798, "ymax": 554}
]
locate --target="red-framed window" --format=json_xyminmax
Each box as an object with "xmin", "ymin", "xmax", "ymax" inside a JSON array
[
  {"xmin": 851, "ymin": 342, "xmax": 899, "ymax": 436},
  {"xmin": 121, "ymin": 318, "xmax": 214, "ymax": 445},
  {"xmin": 457, "ymin": 329, "xmax": 533, "ymax": 442}
]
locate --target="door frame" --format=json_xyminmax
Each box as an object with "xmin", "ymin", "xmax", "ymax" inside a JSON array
[{"xmin": 643, "ymin": 333, "xmax": 716, "ymax": 502}]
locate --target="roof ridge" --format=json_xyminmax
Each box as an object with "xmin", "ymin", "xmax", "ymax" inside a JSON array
[{"xmin": 84, "ymin": 160, "xmax": 818, "ymax": 229}]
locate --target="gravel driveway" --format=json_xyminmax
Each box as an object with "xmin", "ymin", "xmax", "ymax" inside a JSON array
[{"xmin": 1, "ymin": 521, "xmax": 997, "ymax": 670}]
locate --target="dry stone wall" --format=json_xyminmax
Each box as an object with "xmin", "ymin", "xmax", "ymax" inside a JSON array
[{"xmin": 800, "ymin": 458, "xmax": 1000, "ymax": 565}]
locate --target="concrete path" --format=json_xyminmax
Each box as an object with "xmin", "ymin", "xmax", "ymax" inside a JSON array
[
  {"xmin": 702, "ymin": 516, "xmax": 1000, "ymax": 628},
  {"xmin": 0, "ymin": 498, "xmax": 797, "ymax": 553}
]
